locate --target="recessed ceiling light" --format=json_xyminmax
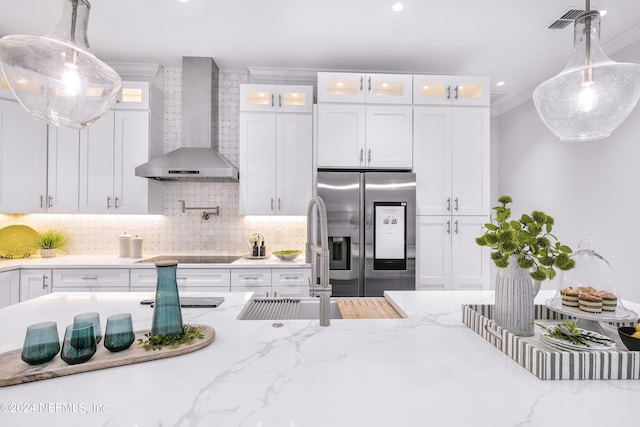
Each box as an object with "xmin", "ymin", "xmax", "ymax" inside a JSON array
[
  {"xmin": 178, "ymin": 0, "xmax": 189, "ymax": 3},
  {"xmin": 496, "ymin": 81, "xmax": 505, "ymax": 87},
  {"xmin": 392, "ymin": 3, "xmax": 404, "ymax": 12}
]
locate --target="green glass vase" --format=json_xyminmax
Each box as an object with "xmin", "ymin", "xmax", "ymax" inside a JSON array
[{"xmin": 151, "ymin": 260, "xmax": 183, "ymax": 337}]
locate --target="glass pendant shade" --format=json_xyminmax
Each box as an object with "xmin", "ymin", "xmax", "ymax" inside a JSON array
[
  {"xmin": 0, "ymin": 0, "xmax": 122, "ymax": 129},
  {"xmin": 533, "ymin": 11, "xmax": 640, "ymax": 142}
]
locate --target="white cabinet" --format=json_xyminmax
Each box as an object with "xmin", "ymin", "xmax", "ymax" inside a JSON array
[
  {"xmin": 240, "ymin": 85, "xmax": 313, "ymax": 215},
  {"xmin": 46, "ymin": 127, "xmax": 80, "ymax": 213},
  {"xmin": 416, "ymin": 216, "xmax": 490, "ymax": 291},
  {"xmin": 240, "ymin": 85, "xmax": 313, "ymax": 113},
  {"xmin": 231, "ymin": 269, "xmax": 272, "ymax": 297},
  {"xmin": 317, "ymin": 72, "xmax": 412, "ymax": 104},
  {"xmin": 130, "ymin": 268, "xmax": 231, "ymax": 292},
  {"xmin": 413, "ymin": 75, "xmax": 490, "ymax": 106},
  {"xmin": 79, "ymin": 108, "xmax": 163, "ymax": 214},
  {"xmin": 0, "ymin": 270, "xmax": 20, "ymax": 308},
  {"xmin": 317, "ymin": 104, "xmax": 412, "ymax": 168},
  {"xmin": 20, "ymin": 269, "xmax": 52, "ymax": 301},
  {"xmin": 271, "ymin": 268, "xmax": 311, "ymax": 297},
  {"xmin": 413, "ymin": 106, "xmax": 490, "ymax": 216},
  {"xmin": 52, "ymin": 269, "xmax": 130, "ymax": 292},
  {"xmin": 0, "ymin": 99, "xmax": 48, "ymax": 213}
]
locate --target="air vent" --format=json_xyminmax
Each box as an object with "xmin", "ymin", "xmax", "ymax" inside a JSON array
[{"xmin": 547, "ymin": 7, "xmax": 584, "ymax": 30}]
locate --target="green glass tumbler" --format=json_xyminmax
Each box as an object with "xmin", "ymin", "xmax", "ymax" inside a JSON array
[
  {"xmin": 61, "ymin": 322, "xmax": 97, "ymax": 365},
  {"xmin": 104, "ymin": 313, "xmax": 135, "ymax": 352},
  {"xmin": 151, "ymin": 260, "xmax": 183, "ymax": 337},
  {"xmin": 73, "ymin": 312, "xmax": 102, "ymax": 344},
  {"xmin": 21, "ymin": 322, "xmax": 60, "ymax": 365}
]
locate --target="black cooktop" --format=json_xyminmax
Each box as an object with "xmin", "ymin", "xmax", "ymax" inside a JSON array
[{"xmin": 136, "ymin": 255, "xmax": 243, "ymax": 264}]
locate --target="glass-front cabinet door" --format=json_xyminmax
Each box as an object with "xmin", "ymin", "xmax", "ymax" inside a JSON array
[
  {"xmin": 318, "ymin": 72, "xmax": 412, "ymax": 104},
  {"xmin": 240, "ymin": 84, "xmax": 313, "ymax": 112},
  {"xmin": 413, "ymin": 75, "xmax": 490, "ymax": 106}
]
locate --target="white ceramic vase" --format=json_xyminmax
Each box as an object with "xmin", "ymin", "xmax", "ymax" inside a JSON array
[{"xmin": 494, "ymin": 255, "xmax": 541, "ymax": 336}]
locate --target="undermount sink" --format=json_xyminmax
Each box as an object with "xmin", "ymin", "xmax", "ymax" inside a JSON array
[{"xmin": 237, "ymin": 298, "xmax": 343, "ymax": 320}]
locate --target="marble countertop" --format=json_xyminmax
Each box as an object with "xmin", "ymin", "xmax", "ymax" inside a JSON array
[
  {"xmin": 0, "ymin": 255, "xmax": 310, "ymax": 272},
  {"xmin": 0, "ymin": 290, "xmax": 638, "ymax": 427}
]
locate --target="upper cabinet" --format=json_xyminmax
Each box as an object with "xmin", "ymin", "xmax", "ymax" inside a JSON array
[
  {"xmin": 79, "ymin": 81, "xmax": 163, "ymax": 214},
  {"xmin": 317, "ymin": 72, "xmax": 413, "ymax": 169},
  {"xmin": 318, "ymin": 72, "xmax": 412, "ymax": 104},
  {"xmin": 413, "ymin": 75, "xmax": 490, "ymax": 106},
  {"xmin": 0, "ymin": 99, "xmax": 48, "ymax": 213},
  {"xmin": 0, "ymin": 80, "xmax": 163, "ymax": 215},
  {"xmin": 239, "ymin": 84, "xmax": 313, "ymax": 215},
  {"xmin": 413, "ymin": 106, "xmax": 490, "ymax": 216},
  {"xmin": 240, "ymin": 85, "xmax": 313, "ymax": 113}
]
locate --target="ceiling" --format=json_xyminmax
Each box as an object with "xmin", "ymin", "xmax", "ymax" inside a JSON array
[{"xmin": 2, "ymin": 0, "xmax": 640, "ymax": 115}]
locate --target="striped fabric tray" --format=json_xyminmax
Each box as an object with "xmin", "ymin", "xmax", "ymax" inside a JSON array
[{"xmin": 462, "ymin": 304, "xmax": 639, "ymax": 380}]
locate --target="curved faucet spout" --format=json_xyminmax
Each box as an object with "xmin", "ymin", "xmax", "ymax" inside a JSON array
[{"xmin": 306, "ymin": 196, "xmax": 331, "ymax": 326}]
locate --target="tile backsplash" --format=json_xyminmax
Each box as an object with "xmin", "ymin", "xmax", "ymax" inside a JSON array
[{"xmin": 0, "ymin": 68, "xmax": 307, "ymax": 257}]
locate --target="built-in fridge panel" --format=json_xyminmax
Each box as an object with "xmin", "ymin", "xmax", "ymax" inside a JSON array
[{"xmin": 317, "ymin": 171, "xmax": 416, "ymax": 297}]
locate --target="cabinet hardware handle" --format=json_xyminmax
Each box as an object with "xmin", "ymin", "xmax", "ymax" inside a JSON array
[
  {"xmin": 360, "ymin": 148, "xmax": 364, "ymax": 163},
  {"xmin": 274, "ymin": 291, "xmax": 277, "ymax": 298},
  {"xmin": 40, "ymin": 195, "xmax": 44, "ymax": 209},
  {"xmin": 271, "ymin": 93, "xmax": 275, "ymax": 107},
  {"xmin": 243, "ymin": 276, "xmax": 259, "ymax": 281},
  {"xmin": 271, "ymin": 198, "xmax": 274, "ymax": 210},
  {"xmin": 446, "ymin": 85, "xmax": 451, "ymax": 100},
  {"xmin": 107, "ymin": 196, "xmax": 112, "ymax": 209},
  {"xmin": 115, "ymin": 197, "xmax": 120, "ymax": 209},
  {"xmin": 48, "ymin": 195, "xmax": 53, "ymax": 208},
  {"xmin": 368, "ymin": 76, "xmax": 371, "ymax": 92},
  {"xmin": 446, "ymin": 220, "xmax": 451, "ymax": 234},
  {"xmin": 454, "ymin": 220, "xmax": 459, "ymax": 234},
  {"xmin": 266, "ymin": 291, "xmax": 270, "ymax": 298},
  {"xmin": 367, "ymin": 149, "xmax": 372, "ymax": 164},
  {"xmin": 446, "ymin": 197, "xmax": 451, "ymax": 211},
  {"xmin": 279, "ymin": 94, "xmax": 282, "ymax": 107},
  {"xmin": 42, "ymin": 275, "xmax": 48, "ymax": 289},
  {"xmin": 359, "ymin": 77, "xmax": 363, "ymax": 91},
  {"xmin": 278, "ymin": 198, "xmax": 281, "ymax": 211},
  {"xmin": 454, "ymin": 85, "xmax": 459, "ymax": 100},
  {"xmin": 454, "ymin": 197, "xmax": 459, "ymax": 211},
  {"xmin": 82, "ymin": 276, "xmax": 98, "ymax": 280}
]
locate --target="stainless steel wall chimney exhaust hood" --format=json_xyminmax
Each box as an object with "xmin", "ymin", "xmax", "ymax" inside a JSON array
[{"xmin": 135, "ymin": 57, "xmax": 239, "ymax": 181}]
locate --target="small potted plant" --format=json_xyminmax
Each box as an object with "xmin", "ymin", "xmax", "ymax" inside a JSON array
[
  {"xmin": 475, "ymin": 195, "xmax": 576, "ymax": 336},
  {"xmin": 475, "ymin": 195, "xmax": 575, "ymax": 280},
  {"xmin": 34, "ymin": 229, "xmax": 69, "ymax": 258}
]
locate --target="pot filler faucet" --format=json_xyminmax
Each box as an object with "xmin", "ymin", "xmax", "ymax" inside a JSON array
[{"xmin": 306, "ymin": 196, "xmax": 332, "ymax": 326}]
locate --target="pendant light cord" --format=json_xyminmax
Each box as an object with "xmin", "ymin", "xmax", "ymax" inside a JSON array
[{"xmin": 585, "ymin": 0, "xmax": 591, "ymax": 66}]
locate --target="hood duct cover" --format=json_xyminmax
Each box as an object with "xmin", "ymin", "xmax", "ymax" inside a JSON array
[{"xmin": 135, "ymin": 57, "xmax": 239, "ymax": 181}]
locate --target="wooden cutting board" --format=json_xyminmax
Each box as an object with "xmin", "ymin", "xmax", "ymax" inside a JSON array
[
  {"xmin": 336, "ymin": 298, "xmax": 402, "ymax": 319},
  {"xmin": 0, "ymin": 325, "xmax": 215, "ymax": 387}
]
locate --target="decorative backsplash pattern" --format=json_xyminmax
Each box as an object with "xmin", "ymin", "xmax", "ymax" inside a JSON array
[{"xmin": 0, "ymin": 68, "xmax": 308, "ymax": 257}]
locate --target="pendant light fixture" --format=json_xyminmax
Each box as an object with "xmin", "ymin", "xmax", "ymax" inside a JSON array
[
  {"xmin": 0, "ymin": 0, "xmax": 121, "ymax": 129},
  {"xmin": 532, "ymin": 0, "xmax": 640, "ymax": 142}
]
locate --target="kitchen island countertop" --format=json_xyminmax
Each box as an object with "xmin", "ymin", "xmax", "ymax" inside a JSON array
[{"xmin": 0, "ymin": 290, "xmax": 638, "ymax": 427}]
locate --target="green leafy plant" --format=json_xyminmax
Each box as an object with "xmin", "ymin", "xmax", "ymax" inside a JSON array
[
  {"xmin": 137, "ymin": 324, "xmax": 205, "ymax": 351},
  {"xmin": 33, "ymin": 229, "xmax": 69, "ymax": 250},
  {"xmin": 475, "ymin": 195, "xmax": 575, "ymax": 281}
]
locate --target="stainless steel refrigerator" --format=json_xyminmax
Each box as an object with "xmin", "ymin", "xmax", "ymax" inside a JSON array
[{"xmin": 317, "ymin": 171, "xmax": 416, "ymax": 297}]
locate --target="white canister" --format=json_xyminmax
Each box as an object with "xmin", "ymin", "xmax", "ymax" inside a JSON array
[
  {"xmin": 118, "ymin": 233, "xmax": 132, "ymax": 258},
  {"xmin": 131, "ymin": 236, "xmax": 143, "ymax": 258}
]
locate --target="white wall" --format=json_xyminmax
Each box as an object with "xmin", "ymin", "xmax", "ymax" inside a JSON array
[{"xmin": 496, "ymin": 39, "xmax": 640, "ymax": 302}]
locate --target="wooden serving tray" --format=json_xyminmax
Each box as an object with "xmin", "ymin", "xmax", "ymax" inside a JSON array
[
  {"xmin": 337, "ymin": 298, "xmax": 402, "ymax": 319},
  {"xmin": 0, "ymin": 325, "xmax": 215, "ymax": 387}
]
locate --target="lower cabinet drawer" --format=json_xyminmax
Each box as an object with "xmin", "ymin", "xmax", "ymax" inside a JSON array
[
  {"xmin": 230, "ymin": 269, "xmax": 272, "ymax": 288},
  {"xmin": 52, "ymin": 269, "xmax": 130, "ymax": 290},
  {"xmin": 130, "ymin": 268, "xmax": 231, "ymax": 291}
]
